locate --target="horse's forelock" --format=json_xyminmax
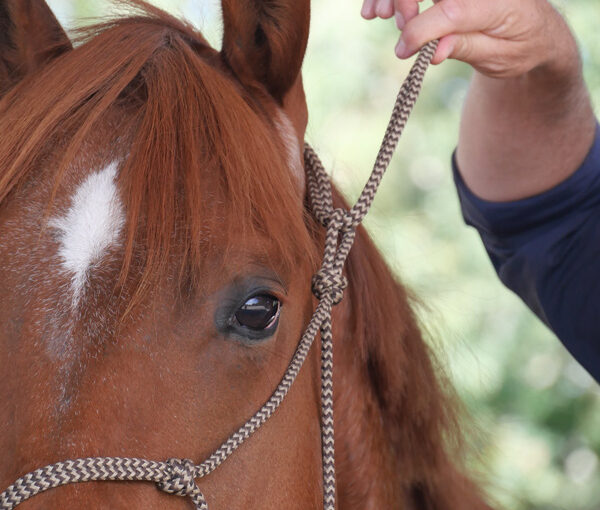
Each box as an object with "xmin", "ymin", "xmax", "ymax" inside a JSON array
[{"xmin": 0, "ymin": 2, "xmax": 315, "ymax": 323}]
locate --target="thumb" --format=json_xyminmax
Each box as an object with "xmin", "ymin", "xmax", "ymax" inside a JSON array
[
  {"xmin": 434, "ymin": 33, "xmax": 529, "ymax": 79},
  {"xmin": 432, "ymin": 33, "xmax": 483, "ymax": 65},
  {"xmin": 432, "ymin": 33, "xmax": 488, "ymax": 63}
]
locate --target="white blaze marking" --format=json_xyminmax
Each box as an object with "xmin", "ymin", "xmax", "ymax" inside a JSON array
[
  {"xmin": 276, "ymin": 111, "xmax": 305, "ymax": 189},
  {"xmin": 50, "ymin": 161, "xmax": 125, "ymax": 307}
]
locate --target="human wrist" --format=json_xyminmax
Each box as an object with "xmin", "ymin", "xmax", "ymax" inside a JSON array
[
  {"xmin": 530, "ymin": 7, "xmax": 582, "ymax": 87},
  {"xmin": 471, "ymin": 26, "xmax": 584, "ymax": 116}
]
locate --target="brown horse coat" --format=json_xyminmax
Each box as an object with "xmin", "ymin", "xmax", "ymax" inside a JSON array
[{"xmin": 0, "ymin": 1, "xmax": 493, "ymax": 508}]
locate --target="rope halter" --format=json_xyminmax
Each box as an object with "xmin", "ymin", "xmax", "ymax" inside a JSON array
[
  {"xmin": 157, "ymin": 459, "xmax": 201, "ymax": 498},
  {"xmin": 0, "ymin": 39, "xmax": 439, "ymax": 510}
]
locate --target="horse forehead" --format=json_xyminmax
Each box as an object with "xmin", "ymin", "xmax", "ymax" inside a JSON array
[
  {"xmin": 0, "ymin": 158, "xmax": 126, "ymax": 415},
  {"xmin": 0, "ymin": 157, "xmax": 125, "ymax": 328},
  {"xmin": 49, "ymin": 161, "xmax": 125, "ymax": 309}
]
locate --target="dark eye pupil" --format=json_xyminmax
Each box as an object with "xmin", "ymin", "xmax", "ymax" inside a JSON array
[{"xmin": 235, "ymin": 295, "xmax": 280, "ymax": 331}]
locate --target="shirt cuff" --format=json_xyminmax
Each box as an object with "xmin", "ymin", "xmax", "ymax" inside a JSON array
[{"xmin": 453, "ymin": 122, "xmax": 600, "ymax": 239}]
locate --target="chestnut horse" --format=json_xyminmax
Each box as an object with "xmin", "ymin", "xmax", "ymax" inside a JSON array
[{"xmin": 0, "ymin": 0, "xmax": 493, "ymax": 508}]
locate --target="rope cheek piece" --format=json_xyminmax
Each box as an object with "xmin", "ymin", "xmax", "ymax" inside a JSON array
[{"xmin": 0, "ymin": 39, "xmax": 439, "ymax": 510}]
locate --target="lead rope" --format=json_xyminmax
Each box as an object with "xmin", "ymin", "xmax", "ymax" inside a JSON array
[{"xmin": 0, "ymin": 40, "xmax": 438, "ymax": 510}]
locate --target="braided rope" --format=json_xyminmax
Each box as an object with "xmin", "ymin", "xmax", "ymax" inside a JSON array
[{"xmin": 0, "ymin": 39, "xmax": 438, "ymax": 510}]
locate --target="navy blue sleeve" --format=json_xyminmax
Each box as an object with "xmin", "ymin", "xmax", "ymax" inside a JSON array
[{"xmin": 453, "ymin": 122, "xmax": 600, "ymax": 380}]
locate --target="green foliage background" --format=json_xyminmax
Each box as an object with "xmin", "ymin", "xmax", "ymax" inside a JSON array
[{"xmin": 46, "ymin": 1, "xmax": 600, "ymax": 508}]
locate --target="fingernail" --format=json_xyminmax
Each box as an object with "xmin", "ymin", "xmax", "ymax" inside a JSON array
[
  {"xmin": 395, "ymin": 38, "xmax": 406, "ymax": 58},
  {"xmin": 395, "ymin": 12, "xmax": 405, "ymax": 29}
]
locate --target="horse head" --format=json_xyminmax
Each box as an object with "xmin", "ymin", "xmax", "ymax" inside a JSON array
[{"xmin": 0, "ymin": 1, "xmax": 492, "ymax": 508}]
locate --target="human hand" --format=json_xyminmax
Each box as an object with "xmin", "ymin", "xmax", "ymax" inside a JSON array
[
  {"xmin": 361, "ymin": 0, "xmax": 578, "ymax": 79},
  {"xmin": 361, "ymin": 0, "xmax": 422, "ymax": 33}
]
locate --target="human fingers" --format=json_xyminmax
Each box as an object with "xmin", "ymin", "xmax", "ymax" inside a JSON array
[
  {"xmin": 362, "ymin": 0, "xmax": 394, "ymax": 19},
  {"xmin": 393, "ymin": 0, "xmax": 419, "ymax": 29},
  {"xmin": 431, "ymin": 33, "xmax": 491, "ymax": 65},
  {"xmin": 431, "ymin": 32, "xmax": 534, "ymax": 78},
  {"xmin": 375, "ymin": 0, "xmax": 395, "ymax": 19},
  {"xmin": 361, "ymin": 0, "xmax": 377, "ymax": 20},
  {"xmin": 395, "ymin": 0, "xmax": 499, "ymax": 58}
]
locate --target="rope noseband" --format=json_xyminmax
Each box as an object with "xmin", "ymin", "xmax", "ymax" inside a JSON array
[{"xmin": 0, "ymin": 40, "xmax": 438, "ymax": 510}]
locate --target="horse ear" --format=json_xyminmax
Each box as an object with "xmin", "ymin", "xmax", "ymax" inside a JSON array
[
  {"xmin": 220, "ymin": 0, "xmax": 310, "ymax": 103},
  {"xmin": 0, "ymin": 0, "xmax": 72, "ymax": 93}
]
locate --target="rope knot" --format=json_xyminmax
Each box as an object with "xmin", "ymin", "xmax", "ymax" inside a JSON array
[
  {"xmin": 157, "ymin": 458, "xmax": 199, "ymax": 498},
  {"xmin": 311, "ymin": 269, "xmax": 348, "ymax": 305},
  {"xmin": 326, "ymin": 208, "xmax": 355, "ymax": 233}
]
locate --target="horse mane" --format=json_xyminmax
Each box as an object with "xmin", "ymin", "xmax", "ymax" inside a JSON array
[
  {"xmin": 0, "ymin": 0, "xmax": 315, "ymax": 315},
  {"xmin": 334, "ymin": 187, "xmax": 490, "ymax": 507}
]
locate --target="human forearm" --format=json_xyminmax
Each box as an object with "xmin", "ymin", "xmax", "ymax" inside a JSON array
[
  {"xmin": 362, "ymin": 0, "xmax": 597, "ymax": 202},
  {"xmin": 457, "ymin": 20, "xmax": 595, "ymax": 201}
]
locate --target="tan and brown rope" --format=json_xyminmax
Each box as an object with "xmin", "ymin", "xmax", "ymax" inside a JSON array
[{"xmin": 0, "ymin": 39, "xmax": 438, "ymax": 510}]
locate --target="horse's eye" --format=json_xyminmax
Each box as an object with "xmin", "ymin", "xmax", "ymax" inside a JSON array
[{"xmin": 234, "ymin": 294, "xmax": 281, "ymax": 332}]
